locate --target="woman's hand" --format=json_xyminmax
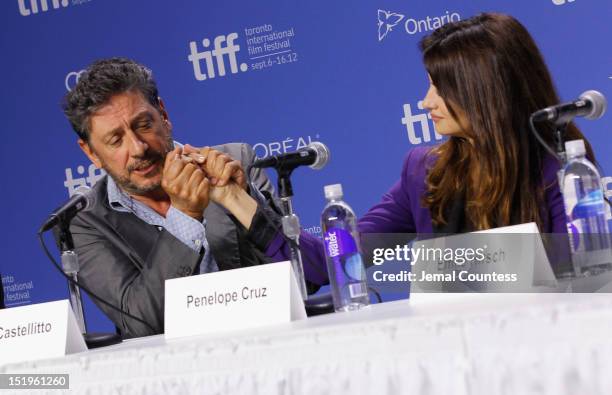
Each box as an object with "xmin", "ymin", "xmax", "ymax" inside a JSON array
[
  {"xmin": 182, "ymin": 144, "xmax": 247, "ymax": 190},
  {"xmin": 181, "ymin": 144, "xmax": 256, "ymax": 229}
]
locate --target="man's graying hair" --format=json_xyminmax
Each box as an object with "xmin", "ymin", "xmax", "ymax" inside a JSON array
[{"xmin": 63, "ymin": 57, "xmax": 161, "ymax": 142}]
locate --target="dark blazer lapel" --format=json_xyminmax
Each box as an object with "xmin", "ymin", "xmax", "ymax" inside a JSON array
[
  {"xmin": 103, "ymin": 209, "xmax": 161, "ymax": 270},
  {"xmin": 94, "ymin": 175, "xmax": 161, "ymax": 270}
]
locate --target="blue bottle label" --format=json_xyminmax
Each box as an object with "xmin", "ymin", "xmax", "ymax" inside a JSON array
[
  {"xmin": 324, "ymin": 228, "xmax": 357, "ymax": 258},
  {"xmin": 324, "ymin": 227, "xmax": 365, "ymax": 282},
  {"xmin": 571, "ymin": 190, "xmax": 605, "ymax": 220}
]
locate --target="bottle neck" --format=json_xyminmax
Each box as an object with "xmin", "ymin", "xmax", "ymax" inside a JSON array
[{"xmin": 567, "ymin": 153, "xmax": 586, "ymax": 161}]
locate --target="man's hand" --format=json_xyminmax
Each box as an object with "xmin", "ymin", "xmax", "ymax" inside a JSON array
[
  {"xmin": 183, "ymin": 144, "xmax": 247, "ymax": 190},
  {"xmin": 180, "ymin": 144, "xmax": 258, "ymax": 230},
  {"xmin": 161, "ymin": 146, "xmax": 210, "ymax": 220}
]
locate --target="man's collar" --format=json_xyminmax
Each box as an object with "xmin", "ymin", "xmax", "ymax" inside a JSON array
[{"xmin": 106, "ymin": 176, "xmax": 132, "ymax": 210}]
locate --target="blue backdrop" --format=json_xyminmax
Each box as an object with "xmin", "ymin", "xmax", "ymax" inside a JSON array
[{"xmin": 1, "ymin": 0, "xmax": 611, "ymax": 332}]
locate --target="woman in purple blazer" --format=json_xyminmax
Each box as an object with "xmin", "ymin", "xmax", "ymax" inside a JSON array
[
  {"xmin": 359, "ymin": 13, "xmax": 595, "ymax": 235},
  {"xmin": 262, "ymin": 13, "xmax": 596, "ymax": 284}
]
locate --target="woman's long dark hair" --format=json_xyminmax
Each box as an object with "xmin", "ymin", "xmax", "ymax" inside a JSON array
[{"xmin": 419, "ymin": 13, "xmax": 594, "ymax": 231}]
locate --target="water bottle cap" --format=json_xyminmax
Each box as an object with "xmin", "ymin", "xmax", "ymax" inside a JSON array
[
  {"xmin": 565, "ymin": 139, "xmax": 586, "ymax": 158},
  {"xmin": 324, "ymin": 184, "xmax": 343, "ymax": 199}
]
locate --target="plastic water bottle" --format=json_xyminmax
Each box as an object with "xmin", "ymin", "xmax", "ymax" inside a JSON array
[
  {"xmin": 561, "ymin": 139, "xmax": 612, "ymax": 276},
  {"xmin": 321, "ymin": 184, "xmax": 369, "ymax": 312}
]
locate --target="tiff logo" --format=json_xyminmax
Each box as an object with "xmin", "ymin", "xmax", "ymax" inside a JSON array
[
  {"xmin": 64, "ymin": 164, "xmax": 105, "ymax": 197},
  {"xmin": 552, "ymin": 0, "xmax": 576, "ymax": 4},
  {"xmin": 18, "ymin": 0, "xmax": 69, "ymax": 16},
  {"xmin": 401, "ymin": 101, "xmax": 443, "ymax": 145},
  {"xmin": 188, "ymin": 33, "xmax": 249, "ymax": 81}
]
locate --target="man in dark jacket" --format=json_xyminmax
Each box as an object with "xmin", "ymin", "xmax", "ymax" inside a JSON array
[{"xmin": 62, "ymin": 58, "xmax": 326, "ymax": 337}]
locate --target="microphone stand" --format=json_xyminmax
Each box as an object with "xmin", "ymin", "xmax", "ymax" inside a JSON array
[
  {"xmin": 554, "ymin": 122, "xmax": 569, "ymax": 187},
  {"xmin": 56, "ymin": 221, "xmax": 122, "ymax": 348},
  {"xmin": 57, "ymin": 222, "xmax": 87, "ymax": 333},
  {"xmin": 552, "ymin": 122, "xmax": 579, "ymax": 278},
  {"xmin": 276, "ymin": 167, "xmax": 309, "ymax": 301},
  {"xmin": 554, "ymin": 122, "xmax": 569, "ymax": 166}
]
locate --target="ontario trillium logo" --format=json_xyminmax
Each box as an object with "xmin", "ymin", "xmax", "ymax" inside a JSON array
[{"xmin": 377, "ymin": 10, "xmax": 405, "ymax": 41}]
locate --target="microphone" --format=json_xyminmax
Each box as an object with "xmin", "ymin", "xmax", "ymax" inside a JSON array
[
  {"xmin": 252, "ymin": 141, "xmax": 330, "ymax": 171},
  {"xmin": 531, "ymin": 90, "xmax": 607, "ymax": 124},
  {"xmin": 40, "ymin": 186, "xmax": 95, "ymax": 232}
]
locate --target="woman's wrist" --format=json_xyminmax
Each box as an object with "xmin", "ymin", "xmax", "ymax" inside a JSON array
[{"xmin": 216, "ymin": 183, "xmax": 258, "ymax": 230}]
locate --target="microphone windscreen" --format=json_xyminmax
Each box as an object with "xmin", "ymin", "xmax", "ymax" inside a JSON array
[
  {"xmin": 308, "ymin": 142, "xmax": 330, "ymax": 170},
  {"xmin": 73, "ymin": 185, "xmax": 96, "ymax": 212},
  {"xmin": 580, "ymin": 90, "xmax": 607, "ymax": 120}
]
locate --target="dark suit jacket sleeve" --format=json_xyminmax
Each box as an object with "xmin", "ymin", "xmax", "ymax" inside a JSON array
[
  {"xmin": 69, "ymin": 213, "xmax": 203, "ymax": 338},
  {"xmin": 240, "ymin": 143, "xmax": 275, "ymax": 200},
  {"xmin": 215, "ymin": 143, "xmax": 279, "ymax": 254}
]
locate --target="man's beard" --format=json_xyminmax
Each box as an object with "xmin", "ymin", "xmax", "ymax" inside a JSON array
[{"xmin": 102, "ymin": 136, "xmax": 173, "ymax": 196}]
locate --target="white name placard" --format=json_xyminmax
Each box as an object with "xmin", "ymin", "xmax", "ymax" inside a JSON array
[
  {"xmin": 164, "ymin": 261, "xmax": 306, "ymax": 340},
  {"xmin": 0, "ymin": 300, "xmax": 87, "ymax": 366},
  {"xmin": 411, "ymin": 222, "xmax": 558, "ymax": 292},
  {"xmin": 475, "ymin": 222, "xmax": 558, "ymax": 289}
]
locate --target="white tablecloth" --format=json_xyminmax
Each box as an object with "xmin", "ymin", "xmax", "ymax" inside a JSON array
[{"xmin": 2, "ymin": 293, "xmax": 612, "ymax": 394}]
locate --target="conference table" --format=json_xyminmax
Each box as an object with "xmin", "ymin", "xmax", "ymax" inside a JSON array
[{"xmin": 2, "ymin": 292, "xmax": 612, "ymax": 394}]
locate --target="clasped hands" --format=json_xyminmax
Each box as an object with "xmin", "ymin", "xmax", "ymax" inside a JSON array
[{"xmin": 161, "ymin": 144, "xmax": 246, "ymax": 220}]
